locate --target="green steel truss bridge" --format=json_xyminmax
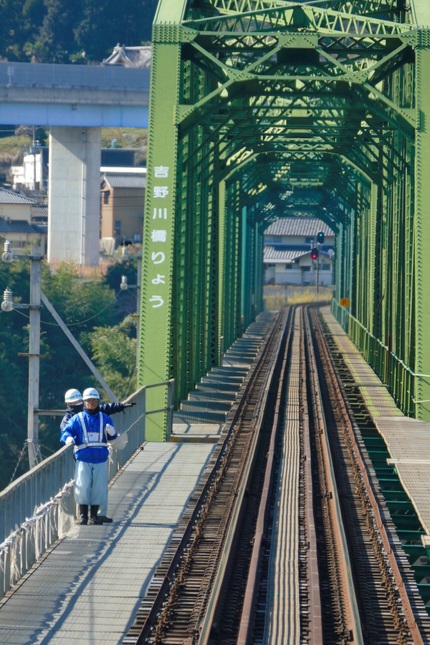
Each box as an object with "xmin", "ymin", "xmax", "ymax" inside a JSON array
[{"xmin": 138, "ymin": 0, "xmax": 430, "ymax": 439}]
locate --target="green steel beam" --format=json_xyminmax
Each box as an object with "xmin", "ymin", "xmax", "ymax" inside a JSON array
[
  {"xmin": 410, "ymin": 1, "xmax": 430, "ymax": 26},
  {"xmin": 138, "ymin": 36, "xmax": 181, "ymax": 440},
  {"xmin": 413, "ymin": 43, "xmax": 430, "ymax": 418},
  {"xmin": 138, "ymin": 0, "xmax": 430, "ymax": 438}
]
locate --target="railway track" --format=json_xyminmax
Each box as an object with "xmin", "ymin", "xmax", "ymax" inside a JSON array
[{"xmin": 123, "ymin": 306, "xmax": 430, "ymax": 644}]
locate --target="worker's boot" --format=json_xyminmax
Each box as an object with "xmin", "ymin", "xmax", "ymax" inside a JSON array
[
  {"xmin": 89, "ymin": 505, "xmax": 103, "ymax": 525},
  {"xmin": 98, "ymin": 515, "xmax": 113, "ymax": 523},
  {"xmin": 78, "ymin": 505, "xmax": 88, "ymax": 525}
]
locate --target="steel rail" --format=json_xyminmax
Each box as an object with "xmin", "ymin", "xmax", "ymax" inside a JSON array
[
  {"xmin": 311, "ymin": 307, "xmax": 425, "ymax": 644},
  {"xmin": 235, "ymin": 305, "xmax": 297, "ymax": 643},
  {"xmin": 304, "ymin": 306, "xmax": 363, "ymax": 644},
  {"xmin": 299, "ymin": 306, "xmax": 323, "ymax": 643},
  {"xmin": 124, "ymin": 304, "xmax": 430, "ymax": 644},
  {"xmin": 195, "ymin": 306, "xmax": 292, "ymax": 643},
  {"xmin": 123, "ymin": 309, "xmax": 289, "ymax": 644}
]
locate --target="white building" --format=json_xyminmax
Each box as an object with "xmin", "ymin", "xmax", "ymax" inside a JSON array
[
  {"xmin": 11, "ymin": 149, "xmax": 46, "ymax": 191},
  {"xmin": 264, "ymin": 217, "xmax": 335, "ymax": 286}
]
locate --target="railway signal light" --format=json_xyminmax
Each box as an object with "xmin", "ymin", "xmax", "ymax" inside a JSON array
[
  {"xmin": 311, "ymin": 248, "xmax": 319, "ymax": 260},
  {"xmin": 316, "ymin": 231, "xmax": 325, "ymax": 244}
]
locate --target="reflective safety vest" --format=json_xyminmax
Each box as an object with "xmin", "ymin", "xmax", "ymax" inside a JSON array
[{"xmin": 74, "ymin": 412, "xmax": 108, "ymax": 452}]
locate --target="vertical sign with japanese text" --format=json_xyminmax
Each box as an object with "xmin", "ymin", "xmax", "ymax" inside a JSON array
[{"xmin": 138, "ymin": 41, "xmax": 180, "ymax": 440}]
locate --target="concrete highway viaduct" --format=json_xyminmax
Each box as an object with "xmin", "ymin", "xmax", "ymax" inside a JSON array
[{"xmin": 0, "ymin": 61, "xmax": 149, "ymax": 265}]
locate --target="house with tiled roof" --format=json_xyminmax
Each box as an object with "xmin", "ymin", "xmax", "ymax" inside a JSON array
[
  {"xmin": 100, "ymin": 168, "xmax": 146, "ymax": 249},
  {"xmin": 0, "ymin": 188, "xmax": 46, "ymax": 251},
  {"xmin": 264, "ymin": 217, "xmax": 335, "ymax": 286},
  {"xmin": 102, "ymin": 45, "xmax": 151, "ymax": 68}
]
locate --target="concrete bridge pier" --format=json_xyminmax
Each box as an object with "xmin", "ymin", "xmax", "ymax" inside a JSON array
[{"xmin": 48, "ymin": 126, "xmax": 101, "ymax": 267}]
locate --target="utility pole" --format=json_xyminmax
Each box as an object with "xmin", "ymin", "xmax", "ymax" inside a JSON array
[
  {"xmin": 2, "ymin": 242, "xmax": 43, "ymax": 469},
  {"xmin": 27, "ymin": 246, "xmax": 43, "ymax": 467},
  {"xmin": 316, "ymin": 256, "xmax": 320, "ymax": 293},
  {"xmin": 316, "ymin": 230, "xmax": 325, "ymax": 294},
  {"xmin": 2, "ymin": 240, "xmax": 124, "ymax": 471}
]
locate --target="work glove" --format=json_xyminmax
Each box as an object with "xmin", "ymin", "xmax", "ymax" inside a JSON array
[
  {"xmin": 106, "ymin": 423, "xmax": 116, "ymax": 437},
  {"xmin": 65, "ymin": 436, "xmax": 74, "ymax": 445},
  {"xmin": 123, "ymin": 402, "xmax": 136, "ymax": 408}
]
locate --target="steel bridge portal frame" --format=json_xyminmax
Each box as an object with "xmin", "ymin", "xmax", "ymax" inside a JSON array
[{"xmin": 138, "ymin": 0, "xmax": 430, "ymax": 439}]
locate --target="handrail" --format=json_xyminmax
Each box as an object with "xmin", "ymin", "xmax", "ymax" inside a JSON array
[
  {"xmin": 0, "ymin": 381, "xmax": 174, "ymax": 542},
  {"xmin": 332, "ymin": 298, "xmax": 426, "ymax": 376},
  {"xmin": 0, "ymin": 380, "xmax": 174, "ymax": 597}
]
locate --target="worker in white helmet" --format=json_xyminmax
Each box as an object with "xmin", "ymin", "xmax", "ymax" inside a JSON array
[
  {"xmin": 60, "ymin": 387, "xmax": 135, "ymax": 523},
  {"xmin": 61, "ymin": 388, "xmax": 135, "ymax": 431},
  {"xmin": 60, "ymin": 387, "xmax": 118, "ymax": 526}
]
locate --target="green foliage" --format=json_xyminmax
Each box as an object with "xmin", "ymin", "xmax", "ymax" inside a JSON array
[
  {"xmin": 43, "ymin": 263, "xmax": 118, "ymax": 330},
  {"xmin": 40, "ymin": 262, "xmax": 119, "ymax": 409},
  {"xmin": 0, "ymin": 0, "xmax": 42, "ymax": 61},
  {"xmin": 0, "ymin": 0, "xmax": 157, "ymax": 64},
  {"xmin": 89, "ymin": 316, "xmax": 137, "ymax": 399},
  {"xmin": 0, "ymin": 260, "xmax": 138, "ymax": 487},
  {"xmin": 74, "ymin": 0, "xmax": 152, "ymax": 62},
  {"xmin": 100, "ymin": 129, "xmax": 147, "ymax": 150}
]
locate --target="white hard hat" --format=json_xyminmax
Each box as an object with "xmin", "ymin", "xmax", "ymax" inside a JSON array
[
  {"xmin": 83, "ymin": 387, "xmax": 100, "ymax": 400},
  {"xmin": 65, "ymin": 388, "xmax": 82, "ymax": 404}
]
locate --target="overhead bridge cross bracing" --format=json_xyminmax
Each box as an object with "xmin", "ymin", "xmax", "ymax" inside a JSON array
[{"xmin": 139, "ymin": 0, "xmax": 430, "ymax": 439}]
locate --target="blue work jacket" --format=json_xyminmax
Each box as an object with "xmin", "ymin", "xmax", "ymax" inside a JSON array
[
  {"xmin": 60, "ymin": 410, "xmax": 116, "ymax": 463},
  {"xmin": 60, "ymin": 401, "xmax": 126, "ymax": 430}
]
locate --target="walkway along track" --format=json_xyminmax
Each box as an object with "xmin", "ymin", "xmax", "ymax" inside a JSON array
[
  {"xmin": 312, "ymin": 308, "xmax": 430, "ymax": 643},
  {"xmin": 123, "ymin": 306, "xmax": 430, "ymax": 644}
]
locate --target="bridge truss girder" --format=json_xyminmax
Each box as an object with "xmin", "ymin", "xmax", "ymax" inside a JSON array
[{"xmin": 138, "ymin": 0, "xmax": 430, "ymax": 438}]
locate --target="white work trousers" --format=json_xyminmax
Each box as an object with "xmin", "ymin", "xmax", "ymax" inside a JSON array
[{"xmin": 74, "ymin": 461, "xmax": 108, "ymax": 506}]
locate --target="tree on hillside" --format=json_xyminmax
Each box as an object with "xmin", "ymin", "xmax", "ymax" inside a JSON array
[
  {"xmin": 28, "ymin": 0, "xmax": 84, "ymax": 63},
  {"xmin": 0, "ymin": 0, "xmax": 43, "ymax": 61},
  {"xmin": 2, "ymin": 0, "xmax": 158, "ymax": 64},
  {"xmin": 75, "ymin": 0, "xmax": 154, "ymax": 62}
]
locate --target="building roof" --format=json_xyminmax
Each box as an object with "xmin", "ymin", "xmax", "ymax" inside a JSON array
[
  {"xmin": 0, "ymin": 188, "xmax": 37, "ymax": 205},
  {"xmin": 264, "ymin": 217, "xmax": 334, "ymax": 237},
  {"xmin": 264, "ymin": 246, "xmax": 333, "ymax": 263},
  {"xmin": 102, "ymin": 45, "xmax": 152, "ymax": 68},
  {"xmin": 264, "ymin": 247, "xmax": 309, "ymax": 263},
  {"xmin": 101, "ymin": 172, "xmax": 146, "ymax": 189},
  {"xmin": 31, "ymin": 205, "xmax": 48, "ymax": 220},
  {"xmin": 0, "ymin": 218, "xmax": 45, "ymax": 234}
]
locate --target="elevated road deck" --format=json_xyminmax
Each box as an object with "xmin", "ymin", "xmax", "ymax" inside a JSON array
[{"xmin": 0, "ymin": 61, "xmax": 149, "ymax": 127}]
